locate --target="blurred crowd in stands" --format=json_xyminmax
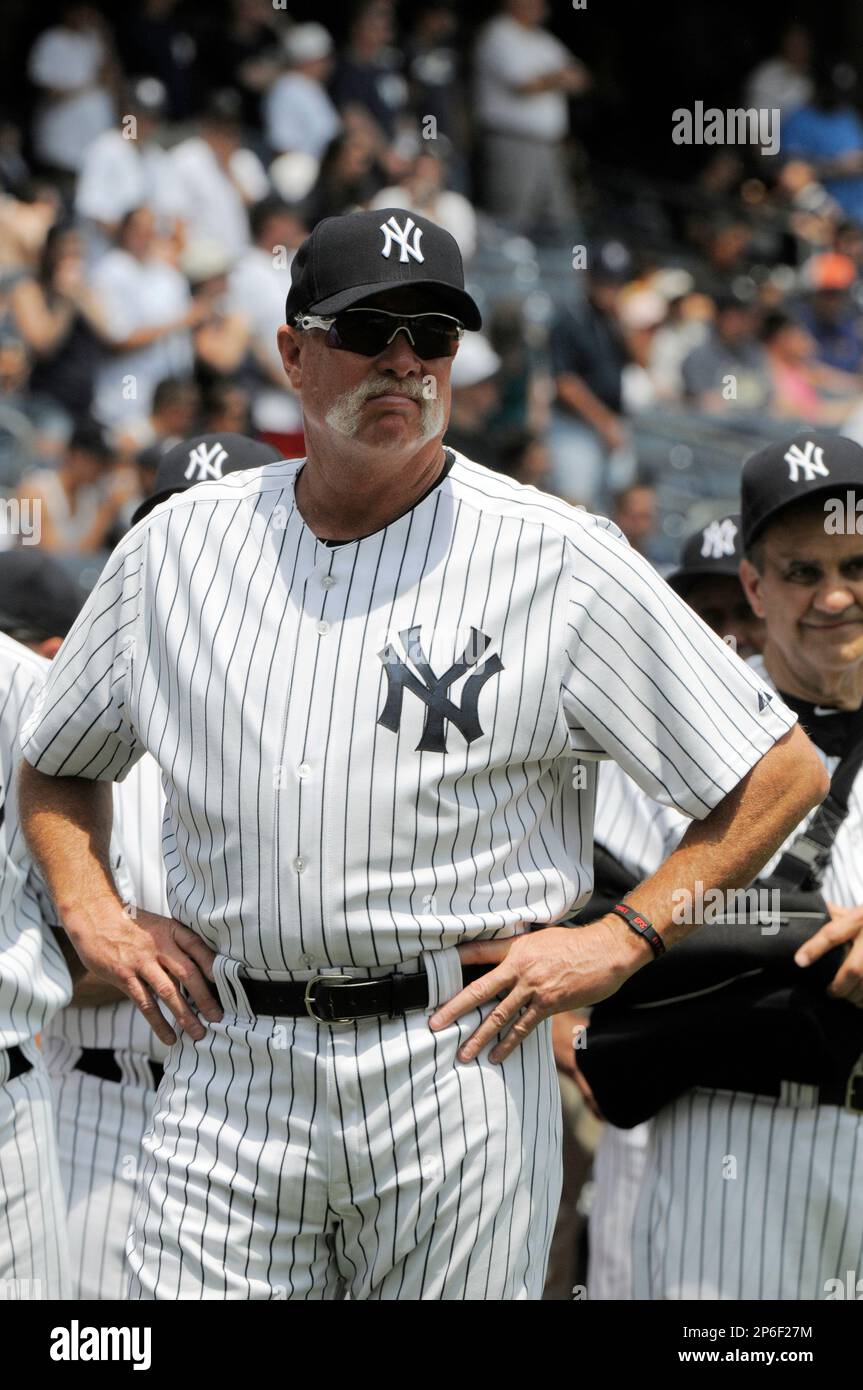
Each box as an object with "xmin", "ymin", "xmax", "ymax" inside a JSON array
[{"xmin": 3, "ymin": 1, "xmax": 863, "ymax": 580}]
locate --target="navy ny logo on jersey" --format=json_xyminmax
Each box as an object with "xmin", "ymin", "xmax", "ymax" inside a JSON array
[{"xmin": 377, "ymin": 626, "xmax": 503, "ymax": 752}]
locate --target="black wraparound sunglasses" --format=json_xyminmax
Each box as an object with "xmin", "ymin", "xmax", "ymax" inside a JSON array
[{"xmin": 294, "ymin": 306, "xmax": 465, "ymax": 358}]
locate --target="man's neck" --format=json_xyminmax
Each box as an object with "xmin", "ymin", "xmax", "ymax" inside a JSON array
[
  {"xmin": 763, "ymin": 641, "xmax": 863, "ymax": 711},
  {"xmin": 294, "ymin": 435, "xmax": 448, "ymax": 541}
]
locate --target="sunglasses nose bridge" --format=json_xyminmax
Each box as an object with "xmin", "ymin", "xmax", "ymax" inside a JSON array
[{"xmin": 383, "ymin": 322, "xmax": 417, "ymax": 349}]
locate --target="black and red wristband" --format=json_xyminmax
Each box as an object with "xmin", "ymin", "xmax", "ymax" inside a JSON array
[{"xmin": 610, "ymin": 901, "xmax": 666, "ymax": 958}]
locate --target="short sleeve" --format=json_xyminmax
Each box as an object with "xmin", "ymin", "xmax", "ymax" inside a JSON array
[
  {"xmin": 20, "ymin": 534, "xmax": 146, "ymax": 781},
  {"xmin": 560, "ymin": 523, "xmax": 797, "ymax": 819}
]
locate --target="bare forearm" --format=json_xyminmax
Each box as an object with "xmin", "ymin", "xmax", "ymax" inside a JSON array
[
  {"xmin": 18, "ymin": 760, "xmax": 121, "ymax": 933},
  {"xmin": 555, "ymin": 372, "xmax": 618, "ymax": 434},
  {"xmin": 607, "ymin": 723, "xmax": 829, "ymax": 950}
]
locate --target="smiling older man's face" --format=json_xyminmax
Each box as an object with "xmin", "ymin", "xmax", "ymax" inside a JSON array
[{"xmin": 278, "ymin": 287, "xmax": 457, "ymax": 454}]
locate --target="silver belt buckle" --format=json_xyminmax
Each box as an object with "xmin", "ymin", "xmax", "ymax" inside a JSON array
[{"xmin": 303, "ymin": 973, "xmax": 358, "ymax": 1026}]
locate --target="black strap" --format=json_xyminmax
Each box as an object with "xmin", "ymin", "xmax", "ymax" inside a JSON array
[{"xmin": 769, "ymin": 725, "xmax": 863, "ymax": 891}]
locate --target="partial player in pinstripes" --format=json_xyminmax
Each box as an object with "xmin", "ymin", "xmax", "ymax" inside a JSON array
[
  {"xmin": 583, "ymin": 513, "xmax": 765, "ymax": 1300},
  {"xmin": 19, "ymin": 210, "xmax": 825, "ymax": 1300},
  {"xmin": 625, "ymin": 434, "xmax": 863, "ymax": 1299},
  {"xmin": 0, "ymin": 552, "xmax": 83, "ymax": 1298},
  {"xmin": 41, "ymin": 433, "xmax": 282, "ymax": 1300}
]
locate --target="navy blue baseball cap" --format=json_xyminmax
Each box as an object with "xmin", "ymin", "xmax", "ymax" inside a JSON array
[
  {"xmin": 0, "ymin": 550, "xmax": 84, "ymax": 641},
  {"xmin": 741, "ymin": 431, "xmax": 863, "ymax": 548},
  {"xmin": 668, "ymin": 513, "xmax": 744, "ymax": 593},
  {"xmin": 131, "ymin": 433, "xmax": 284, "ymax": 525},
  {"xmin": 284, "ymin": 208, "xmax": 482, "ymax": 329}
]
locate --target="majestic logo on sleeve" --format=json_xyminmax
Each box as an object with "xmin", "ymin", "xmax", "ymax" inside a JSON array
[
  {"xmin": 379, "ymin": 215, "xmax": 424, "ymax": 264},
  {"xmin": 377, "ymin": 626, "xmax": 503, "ymax": 752},
  {"xmin": 784, "ymin": 440, "xmax": 829, "ymax": 484},
  {"xmin": 757, "ymin": 689, "xmax": 773, "ymax": 712},
  {"xmin": 184, "ymin": 441, "xmax": 229, "ymax": 482},
  {"xmin": 700, "ymin": 517, "xmax": 737, "ymax": 559}
]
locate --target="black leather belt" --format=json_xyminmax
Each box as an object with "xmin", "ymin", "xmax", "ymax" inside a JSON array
[
  {"xmin": 3, "ymin": 1045, "xmax": 32, "ymax": 1083},
  {"xmin": 75, "ymin": 1047, "xmax": 164, "ymax": 1090},
  {"xmin": 242, "ymin": 963, "xmax": 494, "ymax": 1024}
]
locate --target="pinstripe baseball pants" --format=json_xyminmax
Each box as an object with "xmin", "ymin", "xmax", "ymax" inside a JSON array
[
  {"xmin": 51, "ymin": 1065, "xmax": 157, "ymax": 1300},
  {"xmin": 632, "ymin": 1088, "xmax": 863, "ymax": 1300},
  {"xmin": 588, "ymin": 1120, "xmax": 651, "ymax": 1300},
  {"xmin": 127, "ymin": 950, "xmax": 562, "ymax": 1300},
  {"xmin": 0, "ymin": 1039, "xmax": 71, "ymax": 1299}
]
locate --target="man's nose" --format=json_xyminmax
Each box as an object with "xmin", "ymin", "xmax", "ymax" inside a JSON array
[
  {"xmin": 813, "ymin": 579, "xmax": 859, "ymax": 615},
  {"xmin": 374, "ymin": 328, "xmax": 424, "ymax": 375}
]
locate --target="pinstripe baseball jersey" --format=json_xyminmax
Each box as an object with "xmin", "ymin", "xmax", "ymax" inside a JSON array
[
  {"xmin": 20, "ymin": 451, "xmax": 797, "ymax": 974},
  {"xmin": 0, "ymin": 631, "xmax": 71, "ymax": 1048}
]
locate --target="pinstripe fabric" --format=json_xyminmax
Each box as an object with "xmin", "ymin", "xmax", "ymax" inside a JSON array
[
  {"xmin": 44, "ymin": 755, "xmax": 170, "ymax": 1300},
  {"xmin": 587, "ymin": 759, "xmax": 688, "ymax": 1300},
  {"xmin": 127, "ymin": 951, "xmax": 562, "ymax": 1300},
  {"xmin": 630, "ymin": 655, "xmax": 863, "ymax": 1300},
  {"xmin": 17, "ymin": 452, "xmax": 799, "ymax": 1300},
  {"xmin": 0, "ymin": 633, "xmax": 72, "ymax": 1295},
  {"xmin": 0, "ymin": 633, "xmax": 71, "ymax": 1049},
  {"xmin": 20, "ymin": 454, "xmax": 797, "ymax": 969},
  {"xmin": 0, "ymin": 1039, "xmax": 71, "ymax": 1298}
]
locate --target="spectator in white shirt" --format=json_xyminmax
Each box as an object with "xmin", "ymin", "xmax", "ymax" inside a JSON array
[
  {"xmin": 75, "ymin": 76, "xmax": 186, "ymax": 258},
  {"xmin": 370, "ymin": 146, "xmax": 477, "ymax": 261},
  {"xmin": 228, "ymin": 197, "xmax": 305, "ymax": 432},
  {"xmin": 90, "ymin": 206, "xmax": 199, "ymax": 436},
  {"xmin": 170, "ymin": 89, "xmax": 271, "ymax": 262},
  {"xmin": 474, "ymin": 0, "xmax": 589, "ymax": 236},
  {"xmin": 28, "ymin": 4, "xmax": 117, "ymax": 176},
  {"xmin": 744, "ymin": 22, "xmax": 813, "ymax": 118},
  {"xmin": 263, "ymin": 24, "xmax": 342, "ymax": 161}
]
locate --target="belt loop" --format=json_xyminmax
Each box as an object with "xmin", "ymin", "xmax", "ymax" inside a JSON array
[
  {"xmin": 420, "ymin": 947, "xmax": 463, "ymax": 1014},
  {"xmin": 212, "ymin": 955, "xmax": 253, "ymax": 1019}
]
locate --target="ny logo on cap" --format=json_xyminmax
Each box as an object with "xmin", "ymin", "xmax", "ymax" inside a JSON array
[
  {"xmin": 700, "ymin": 517, "xmax": 737, "ymax": 560},
  {"xmin": 784, "ymin": 440, "xmax": 829, "ymax": 484},
  {"xmin": 380, "ymin": 215, "xmax": 424, "ymax": 265},
  {"xmin": 185, "ymin": 441, "xmax": 228, "ymax": 483}
]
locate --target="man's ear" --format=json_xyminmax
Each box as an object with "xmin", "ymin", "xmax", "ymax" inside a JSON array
[
  {"xmin": 739, "ymin": 557, "xmax": 766, "ymax": 620},
  {"xmin": 277, "ymin": 324, "xmax": 303, "ymax": 390}
]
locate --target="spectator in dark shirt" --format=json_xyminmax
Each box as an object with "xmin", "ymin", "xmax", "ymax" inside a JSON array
[
  {"xmin": 8, "ymin": 223, "xmax": 109, "ymax": 423},
  {"xmin": 547, "ymin": 242, "xmax": 635, "ymax": 508},
  {"xmin": 118, "ymin": 0, "xmax": 199, "ymax": 120},
  {"xmin": 331, "ymin": 1, "xmax": 410, "ymax": 160},
  {"xmin": 680, "ymin": 293, "xmax": 772, "ymax": 413},
  {"xmin": 300, "ymin": 129, "xmax": 381, "ymax": 228},
  {"xmin": 795, "ymin": 250, "xmax": 863, "ymax": 376}
]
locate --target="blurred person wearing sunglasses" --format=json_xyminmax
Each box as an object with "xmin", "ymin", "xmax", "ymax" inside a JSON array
[{"xmin": 20, "ymin": 208, "xmax": 825, "ymax": 1300}]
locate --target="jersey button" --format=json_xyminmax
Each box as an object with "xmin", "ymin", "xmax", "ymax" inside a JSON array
[
  {"xmin": 293, "ymin": 856, "xmax": 306, "ymax": 873},
  {"xmin": 297, "ymin": 762, "xmax": 311, "ymax": 778},
  {"xmin": 315, "ymin": 620, "xmax": 330, "ymax": 635},
  {"xmin": 321, "ymin": 575, "xmax": 336, "ymax": 589},
  {"xmin": 300, "ymin": 952, "xmax": 316, "ymax": 969}
]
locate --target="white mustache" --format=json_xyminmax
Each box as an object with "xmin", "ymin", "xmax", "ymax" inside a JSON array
[{"xmin": 325, "ymin": 377, "xmax": 444, "ymax": 439}]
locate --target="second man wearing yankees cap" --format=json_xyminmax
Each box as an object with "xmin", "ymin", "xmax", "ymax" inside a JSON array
[
  {"xmin": 19, "ymin": 208, "xmax": 827, "ymax": 1300},
  {"xmin": 582, "ymin": 432, "xmax": 863, "ymax": 1300}
]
